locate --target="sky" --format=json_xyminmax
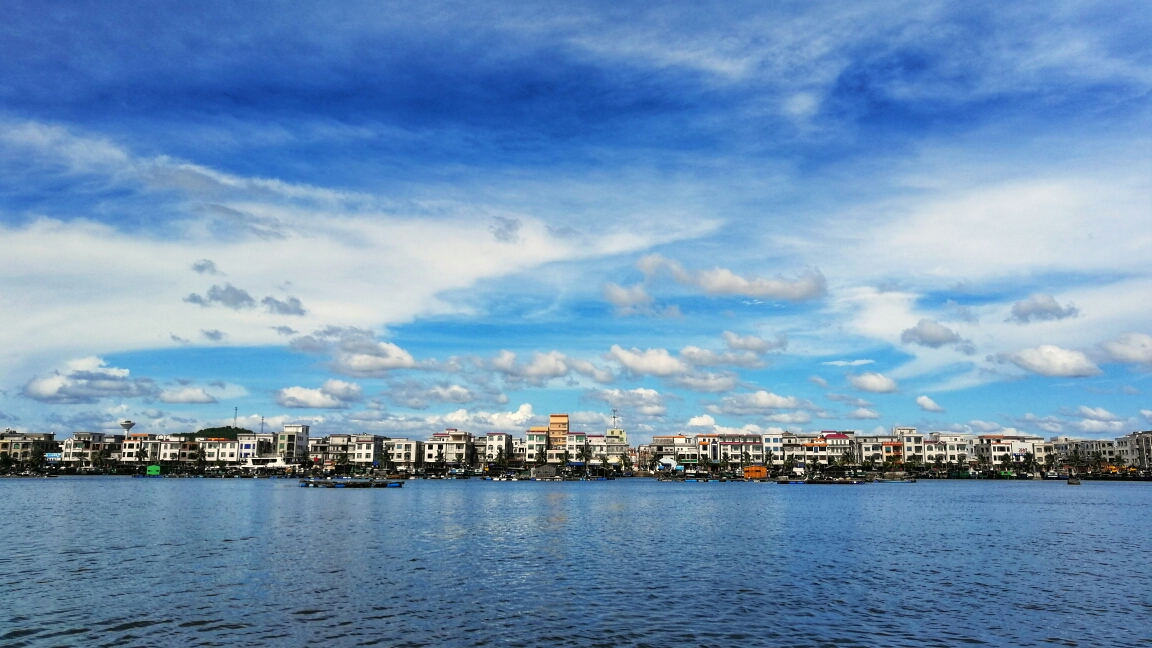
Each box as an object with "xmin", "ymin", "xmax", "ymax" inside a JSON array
[{"xmin": 2, "ymin": 0, "xmax": 1151, "ymax": 443}]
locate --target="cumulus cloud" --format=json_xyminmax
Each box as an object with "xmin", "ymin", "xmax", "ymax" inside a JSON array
[
  {"xmin": 276, "ymin": 379, "xmax": 363, "ymax": 409},
  {"xmin": 637, "ymin": 254, "xmax": 825, "ymax": 301},
  {"xmin": 491, "ymin": 350, "xmax": 614, "ymax": 385},
  {"xmin": 667, "ymin": 371, "xmax": 740, "ymax": 393},
  {"xmin": 968, "ymin": 420, "xmax": 1003, "ymax": 432},
  {"xmin": 436, "ymin": 403, "xmax": 538, "ymax": 431},
  {"xmin": 900, "ymin": 319, "xmax": 975, "ymax": 354},
  {"xmin": 722, "ymin": 331, "xmax": 786, "ymax": 353},
  {"xmin": 1000, "ymin": 345, "xmax": 1101, "ymax": 377},
  {"xmin": 1008, "ymin": 293, "xmax": 1079, "ymax": 324},
  {"xmin": 1073, "ymin": 419, "xmax": 1125, "ymax": 434},
  {"xmin": 1014, "ymin": 413, "xmax": 1064, "ymax": 433},
  {"xmin": 605, "ymin": 345, "xmax": 689, "ymax": 376},
  {"xmin": 916, "ymin": 395, "xmax": 945, "ymax": 413},
  {"xmin": 1075, "ymin": 406, "xmax": 1121, "ymax": 422},
  {"xmin": 822, "ymin": 359, "xmax": 873, "ymax": 367},
  {"xmin": 678, "ymin": 346, "xmax": 763, "ymax": 368},
  {"xmin": 192, "ymin": 259, "xmax": 220, "ymax": 275},
  {"xmin": 1101, "ymin": 333, "xmax": 1152, "ymax": 365},
  {"xmin": 603, "ymin": 282, "xmax": 654, "ymax": 315},
  {"xmin": 22, "ymin": 357, "xmax": 157, "ymax": 404},
  {"xmin": 709, "ymin": 390, "xmax": 812, "ymax": 416},
  {"xmin": 846, "ymin": 408, "xmax": 881, "ymax": 419},
  {"xmin": 764, "ymin": 411, "xmax": 813, "ymax": 424},
  {"xmin": 323, "ymin": 329, "xmax": 417, "ymax": 377},
  {"xmin": 585, "ymin": 387, "xmax": 667, "ymax": 417},
  {"xmin": 184, "ymin": 283, "xmax": 257, "ymax": 309},
  {"xmin": 1142, "ymin": 409, "xmax": 1152, "ymax": 422},
  {"xmin": 827, "ymin": 393, "xmax": 872, "ymax": 408},
  {"xmin": 262, "ymin": 295, "xmax": 306, "ymax": 316},
  {"xmin": 158, "ymin": 387, "xmax": 217, "ymax": 404},
  {"xmin": 848, "ymin": 372, "xmax": 898, "ymax": 393},
  {"xmin": 386, "ymin": 380, "xmax": 481, "ymax": 409}
]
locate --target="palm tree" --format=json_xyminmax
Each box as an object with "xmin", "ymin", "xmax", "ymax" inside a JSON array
[
  {"xmin": 578, "ymin": 446, "xmax": 592, "ymax": 476},
  {"xmin": 621, "ymin": 452, "xmax": 633, "ymax": 473},
  {"xmin": 764, "ymin": 450, "xmax": 776, "ymax": 475},
  {"xmin": 698, "ymin": 454, "xmax": 713, "ymax": 476},
  {"xmin": 597, "ymin": 453, "xmax": 610, "ymax": 476},
  {"xmin": 0, "ymin": 452, "xmax": 13, "ymax": 474},
  {"xmin": 195, "ymin": 447, "xmax": 207, "ymax": 474}
]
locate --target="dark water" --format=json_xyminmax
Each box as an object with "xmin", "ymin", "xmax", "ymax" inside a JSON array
[{"xmin": 2, "ymin": 478, "xmax": 1150, "ymax": 647}]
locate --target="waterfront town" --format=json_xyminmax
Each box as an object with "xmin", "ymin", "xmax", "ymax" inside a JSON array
[{"xmin": 2, "ymin": 413, "xmax": 1152, "ymax": 479}]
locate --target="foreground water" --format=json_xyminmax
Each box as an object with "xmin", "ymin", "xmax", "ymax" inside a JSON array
[{"xmin": 1, "ymin": 478, "xmax": 1150, "ymax": 647}]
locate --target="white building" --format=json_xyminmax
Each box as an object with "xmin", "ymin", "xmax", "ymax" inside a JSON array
[
  {"xmin": 424, "ymin": 428, "xmax": 474, "ymax": 467},
  {"xmin": 386, "ymin": 438, "xmax": 424, "ymax": 472}
]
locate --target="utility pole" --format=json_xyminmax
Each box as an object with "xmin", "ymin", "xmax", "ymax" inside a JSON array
[
  {"xmin": 260, "ymin": 416, "xmax": 264, "ymax": 434},
  {"xmin": 233, "ymin": 406, "xmax": 238, "ymax": 430}
]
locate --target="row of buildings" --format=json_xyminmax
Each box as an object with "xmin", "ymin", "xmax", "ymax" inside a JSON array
[
  {"xmin": 641, "ymin": 427, "xmax": 1152, "ymax": 472},
  {"xmin": 3, "ymin": 414, "xmax": 1151, "ymax": 473}
]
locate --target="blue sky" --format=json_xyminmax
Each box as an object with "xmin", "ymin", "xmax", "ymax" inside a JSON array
[{"xmin": 2, "ymin": 0, "xmax": 1151, "ymax": 442}]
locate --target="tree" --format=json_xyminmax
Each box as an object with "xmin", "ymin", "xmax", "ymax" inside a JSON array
[
  {"xmin": 597, "ymin": 453, "xmax": 610, "ymax": 476},
  {"xmin": 195, "ymin": 447, "xmax": 207, "ymax": 474},
  {"xmin": 28, "ymin": 448, "xmax": 46, "ymax": 472},
  {"xmin": 698, "ymin": 454, "xmax": 713, "ymax": 475},
  {"xmin": 764, "ymin": 451, "xmax": 776, "ymax": 475},
  {"xmin": 0, "ymin": 452, "xmax": 12, "ymax": 474},
  {"xmin": 435, "ymin": 447, "xmax": 446, "ymax": 471},
  {"xmin": 741, "ymin": 451, "xmax": 752, "ymax": 470},
  {"xmin": 783, "ymin": 456, "xmax": 797, "ymax": 476},
  {"xmin": 536, "ymin": 447, "xmax": 549, "ymax": 466},
  {"xmin": 621, "ymin": 452, "xmax": 633, "ymax": 473},
  {"xmin": 495, "ymin": 447, "xmax": 507, "ymax": 469},
  {"xmin": 578, "ymin": 446, "xmax": 592, "ymax": 476}
]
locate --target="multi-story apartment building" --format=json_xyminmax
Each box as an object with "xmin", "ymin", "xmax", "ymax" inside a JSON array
[
  {"xmin": 238, "ymin": 432, "xmax": 276, "ymax": 461},
  {"xmin": 928, "ymin": 434, "xmax": 976, "ymax": 465},
  {"xmin": 894, "ymin": 427, "xmax": 925, "ymax": 464},
  {"xmin": 0, "ymin": 432, "xmax": 58, "ymax": 462},
  {"xmin": 278, "ymin": 424, "xmax": 310, "ymax": 462},
  {"xmin": 120, "ymin": 433, "xmax": 164, "ymax": 464},
  {"xmin": 761, "ymin": 434, "xmax": 784, "ymax": 466},
  {"xmin": 424, "ymin": 428, "xmax": 473, "ymax": 467},
  {"xmin": 200, "ymin": 438, "xmax": 239, "ymax": 464},
  {"xmin": 481, "ymin": 432, "xmax": 513, "ymax": 465},
  {"xmin": 511, "ymin": 436, "xmax": 526, "ymax": 465},
  {"xmin": 386, "ymin": 438, "xmax": 423, "ymax": 472},
  {"xmin": 61, "ymin": 432, "xmax": 124, "ymax": 466},
  {"xmin": 975, "ymin": 434, "xmax": 1045, "ymax": 467},
  {"xmin": 650, "ymin": 434, "xmax": 699, "ymax": 466},
  {"xmin": 1116, "ymin": 431, "xmax": 1152, "ymax": 469},
  {"xmin": 548, "ymin": 414, "xmax": 569, "ymax": 451},
  {"xmin": 526, "ymin": 427, "xmax": 549, "ymax": 463}
]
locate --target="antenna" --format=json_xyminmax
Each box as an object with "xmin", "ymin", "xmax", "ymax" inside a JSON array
[
  {"xmin": 233, "ymin": 406, "xmax": 238, "ymax": 430},
  {"xmin": 611, "ymin": 409, "xmax": 619, "ymax": 429}
]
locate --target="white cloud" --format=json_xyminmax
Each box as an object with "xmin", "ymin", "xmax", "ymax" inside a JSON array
[
  {"xmin": 1075, "ymin": 406, "xmax": 1121, "ymax": 422},
  {"xmin": 491, "ymin": 350, "xmax": 614, "ymax": 385},
  {"xmin": 848, "ymin": 372, "xmax": 898, "ymax": 393},
  {"xmin": 667, "ymin": 371, "xmax": 740, "ymax": 393},
  {"xmin": 822, "ymin": 359, "xmax": 873, "ymax": 367},
  {"xmin": 0, "ymin": 122, "xmax": 708, "ymax": 387},
  {"xmin": 437, "ymin": 404, "xmax": 538, "ymax": 431},
  {"xmin": 585, "ymin": 387, "xmax": 666, "ymax": 417},
  {"xmin": 826, "ymin": 392, "xmax": 872, "ymax": 408},
  {"xmin": 722, "ymin": 331, "xmax": 785, "ymax": 353},
  {"xmin": 916, "ymin": 395, "xmax": 945, "ymax": 413},
  {"xmin": 22, "ymin": 357, "xmax": 156, "ymax": 404},
  {"xmin": 968, "ymin": 420, "xmax": 1003, "ymax": 432},
  {"xmin": 603, "ymin": 282, "xmax": 654, "ymax": 315},
  {"xmin": 1073, "ymin": 419, "xmax": 1125, "ymax": 434},
  {"xmin": 765, "ymin": 411, "xmax": 813, "ymax": 424},
  {"xmin": 605, "ymin": 345, "xmax": 689, "ymax": 376},
  {"xmin": 1002, "ymin": 345, "xmax": 1101, "ymax": 377},
  {"xmin": 275, "ymin": 379, "xmax": 363, "ymax": 409},
  {"xmin": 158, "ymin": 387, "xmax": 217, "ymax": 404},
  {"xmin": 1015, "ymin": 413, "xmax": 1064, "ymax": 433},
  {"xmin": 1141, "ymin": 409, "xmax": 1152, "ymax": 422},
  {"xmin": 709, "ymin": 390, "xmax": 812, "ymax": 416},
  {"xmin": 900, "ymin": 319, "xmax": 973, "ymax": 353},
  {"xmin": 809, "ymin": 376, "xmax": 829, "ymax": 388},
  {"xmin": 846, "ymin": 408, "xmax": 880, "ymax": 419},
  {"xmin": 1101, "ymin": 333, "xmax": 1152, "ymax": 364},
  {"xmin": 638, "ymin": 254, "xmax": 825, "ymax": 301},
  {"xmin": 677, "ymin": 346, "xmax": 762, "ymax": 368},
  {"xmin": 1008, "ymin": 293, "xmax": 1079, "ymax": 324},
  {"xmin": 687, "ymin": 414, "xmax": 716, "ymax": 427}
]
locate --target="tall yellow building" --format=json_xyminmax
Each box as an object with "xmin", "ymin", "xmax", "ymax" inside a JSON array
[{"xmin": 548, "ymin": 413, "xmax": 569, "ymax": 449}]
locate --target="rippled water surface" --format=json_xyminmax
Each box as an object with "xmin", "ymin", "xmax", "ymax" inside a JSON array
[{"xmin": 2, "ymin": 478, "xmax": 1151, "ymax": 647}]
